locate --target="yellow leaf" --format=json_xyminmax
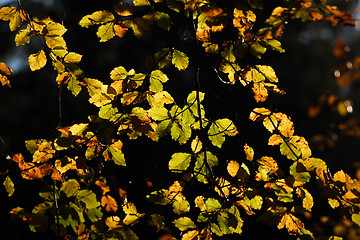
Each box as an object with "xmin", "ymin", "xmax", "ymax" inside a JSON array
[
  {"xmin": 191, "ymin": 136, "xmax": 202, "ymax": 153},
  {"xmin": 29, "ymin": 50, "xmax": 47, "ymax": 71},
  {"xmin": 182, "ymin": 230, "xmax": 199, "ymax": 240},
  {"xmin": 0, "ymin": 7, "xmax": 16, "ymax": 21},
  {"xmin": 101, "ymin": 195, "xmax": 118, "ymax": 212},
  {"xmin": 9, "ymin": 10, "xmax": 22, "ymax": 31},
  {"xmin": 64, "ymin": 52, "xmax": 82, "ymax": 63},
  {"xmin": 268, "ymin": 134, "xmax": 283, "ymax": 145},
  {"xmin": 15, "ymin": 28, "xmax": 30, "ymax": 46},
  {"xmin": 121, "ymin": 91, "xmax": 140, "ymax": 105},
  {"xmin": 123, "ymin": 202, "xmax": 138, "ymax": 215},
  {"xmin": 296, "ymin": 187, "xmax": 313, "ymax": 211},
  {"xmin": 45, "ymin": 21, "xmax": 67, "ymax": 36},
  {"xmin": 227, "ymin": 160, "xmax": 240, "ymax": 177},
  {"xmin": 97, "ymin": 22, "xmax": 115, "ymax": 42},
  {"xmin": 278, "ymin": 116, "xmax": 294, "ymax": 138},
  {"xmin": 105, "ymin": 216, "xmax": 122, "ymax": 228},
  {"xmin": 249, "ymin": 107, "xmax": 272, "ymax": 121},
  {"xmin": 244, "ymin": 144, "xmax": 254, "ymax": 161}
]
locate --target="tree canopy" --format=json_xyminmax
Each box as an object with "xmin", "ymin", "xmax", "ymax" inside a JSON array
[{"xmin": 1, "ymin": 0, "xmax": 360, "ymax": 239}]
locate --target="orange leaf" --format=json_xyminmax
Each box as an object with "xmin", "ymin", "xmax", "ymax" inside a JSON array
[
  {"xmin": 252, "ymin": 82, "xmax": 268, "ymax": 102},
  {"xmin": 0, "ymin": 62, "xmax": 13, "ymax": 75},
  {"xmin": 101, "ymin": 195, "xmax": 118, "ymax": 212},
  {"xmin": 95, "ymin": 179, "xmax": 110, "ymax": 194},
  {"xmin": 114, "ymin": 23, "xmax": 128, "ymax": 38},
  {"xmin": 277, "ymin": 213, "xmax": 304, "ymax": 235},
  {"xmin": 114, "ymin": 2, "xmax": 133, "ymax": 16}
]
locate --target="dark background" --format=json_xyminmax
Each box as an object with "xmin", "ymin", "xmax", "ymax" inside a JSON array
[{"xmin": 1, "ymin": 0, "xmax": 360, "ymax": 239}]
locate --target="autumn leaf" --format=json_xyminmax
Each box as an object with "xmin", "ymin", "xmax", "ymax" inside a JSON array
[
  {"xmin": 29, "ymin": 50, "xmax": 47, "ymax": 71},
  {"xmin": 101, "ymin": 195, "xmax": 118, "ymax": 212},
  {"xmin": 169, "ymin": 152, "xmax": 192, "ymax": 172},
  {"xmin": 191, "ymin": 136, "xmax": 202, "ymax": 153},
  {"xmin": 3, "ymin": 176, "xmax": 14, "ymax": 197},
  {"xmin": 244, "ymin": 144, "xmax": 254, "ymax": 161},
  {"xmin": 114, "ymin": 2, "xmax": 133, "ymax": 16},
  {"xmin": 227, "ymin": 160, "xmax": 239, "ymax": 177},
  {"xmin": 173, "ymin": 217, "xmax": 197, "ymax": 231},
  {"xmin": 79, "ymin": 10, "xmax": 115, "ymax": 28},
  {"xmin": 0, "ymin": 62, "xmax": 13, "ymax": 87},
  {"xmin": 277, "ymin": 213, "xmax": 304, "ymax": 235},
  {"xmin": 172, "ymin": 49, "xmax": 189, "ymax": 71}
]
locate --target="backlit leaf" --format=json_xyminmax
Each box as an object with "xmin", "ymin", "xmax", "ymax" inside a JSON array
[
  {"xmin": 173, "ymin": 217, "xmax": 197, "ymax": 231},
  {"xmin": 172, "ymin": 49, "xmax": 189, "ymax": 71},
  {"xmin": 29, "ymin": 50, "xmax": 47, "ymax": 71},
  {"xmin": 153, "ymin": 11, "xmax": 171, "ymax": 30},
  {"xmin": 97, "ymin": 22, "xmax": 115, "ymax": 42},
  {"xmin": 64, "ymin": 52, "xmax": 82, "ymax": 64},
  {"xmin": 244, "ymin": 144, "xmax": 254, "ymax": 161},
  {"xmin": 169, "ymin": 152, "xmax": 192, "ymax": 172},
  {"xmin": 101, "ymin": 195, "xmax": 118, "ymax": 212},
  {"xmin": 191, "ymin": 136, "xmax": 202, "ymax": 153},
  {"xmin": 182, "ymin": 230, "xmax": 199, "ymax": 240},
  {"xmin": 60, "ymin": 179, "xmax": 80, "ymax": 197},
  {"xmin": 76, "ymin": 189, "xmax": 100, "ymax": 209},
  {"xmin": 3, "ymin": 176, "xmax": 14, "ymax": 197},
  {"xmin": 79, "ymin": 10, "xmax": 115, "ymax": 28},
  {"xmin": 9, "ymin": 10, "xmax": 22, "ymax": 31},
  {"xmin": 114, "ymin": 2, "xmax": 133, "ymax": 16},
  {"xmin": 150, "ymin": 70, "xmax": 169, "ymax": 92},
  {"xmin": 296, "ymin": 187, "xmax": 313, "ymax": 211},
  {"xmin": 0, "ymin": 7, "xmax": 16, "ymax": 21},
  {"xmin": 107, "ymin": 145, "xmax": 126, "ymax": 166},
  {"xmin": 256, "ymin": 65, "xmax": 278, "ymax": 82},
  {"xmin": 227, "ymin": 160, "xmax": 239, "ymax": 177}
]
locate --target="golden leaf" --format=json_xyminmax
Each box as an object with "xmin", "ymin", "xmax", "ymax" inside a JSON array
[
  {"xmin": 114, "ymin": 2, "xmax": 133, "ymax": 16},
  {"xmin": 252, "ymin": 82, "xmax": 268, "ymax": 102},
  {"xmin": 56, "ymin": 72, "xmax": 71, "ymax": 86},
  {"xmin": 244, "ymin": 144, "xmax": 254, "ymax": 161},
  {"xmin": 182, "ymin": 230, "xmax": 200, "ymax": 240},
  {"xmin": 105, "ymin": 216, "xmax": 122, "ymax": 229},
  {"xmin": 29, "ymin": 50, "xmax": 47, "ymax": 71},
  {"xmin": 268, "ymin": 134, "xmax": 283, "ymax": 146},
  {"xmin": 227, "ymin": 160, "xmax": 240, "ymax": 177},
  {"xmin": 278, "ymin": 117, "xmax": 294, "ymax": 138},
  {"xmin": 277, "ymin": 213, "xmax": 304, "ymax": 235},
  {"xmin": 0, "ymin": 75, "xmax": 11, "ymax": 87}
]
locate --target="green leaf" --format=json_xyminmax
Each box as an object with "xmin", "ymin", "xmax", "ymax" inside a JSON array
[
  {"xmin": 172, "ymin": 199, "xmax": 190, "ymax": 215},
  {"xmin": 170, "ymin": 120, "xmax": 191, "ymax": 144},
  {"xmin": 208, "ymin": 118, "xmax": 238, "ymax": 148},
  {"xmin": 146, "ymin": 189, "xmax": 170, "ymax": 205},
  {"xmin": 60, "ymin": 179, "xmax": 80, "ymax": 197},
  {"xmin": 150, "ymin": 70, "xmax": 169, "ymax": 92},
  {"xmin": 67, "ymin": 77, "xmax": 82, "ymax": 96},
  {"xmin": 156, "ymin": 119, "xmax": 172, "ymax": 137},
  {"xmin": 169, "ymin": 152, "xmax": 192, "ymax": 172},
  {"xmin": 290, "ymin": 162, "xmax": 311, "ymax": 184},
  {"xmin": 3, "ymin": 176, "xmax": 14, "ymax": 197},
  {"xmin": 205, "ymin": 198, "xmax": 222, "ymax": 212},
  {"xmin": 280, "ymin": 140, "xmax": 300, "ymax": 161},
  {"xmin": 99, "ymin": 104, "xmax": 119, "ymax": 120},
  {"xmin": 153, "ymin": 12, "xmax": 171, "ymax": 31},
  {"xmin": 261, "ymin": 39, "xmax": 285, "ymax": 53},
  {"xmin": 250, "ymin": 40, "xmax": 267, "ymax": 59},
  {"xmin": 173, "ymin": 217, "xmax": 197, "ymax": 231},
  {"xmin": 172, "ymin": 50, "xmax": 189, "ymax": 71},
  {"xmin": 194, "ymin": 151, "xmax": 218, "ymax": 183},
  {"xmin": 148, "ymin": 107, "xmax": 169, "ymax": 121},
  {"xmin": 155, "ymin": 48, "xmax": 172, "ymax": 69},
  {"xmin": 76, "ymin": 190, "xmax": 100, "ymax": 209},
  {"xmin": 221, "ymin": 45, "xmax": 236, "ymax": 62},
  {"xmin": 244, "ymin": 194, "xmax": 263, "ymax": 210},
  {"xmin": 108, "ymin": 146, "xmax": 126, "ymax": 166},
  {"xmin": 87, "ymin": 207, "xmax": 103, "ymax": 222}
]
